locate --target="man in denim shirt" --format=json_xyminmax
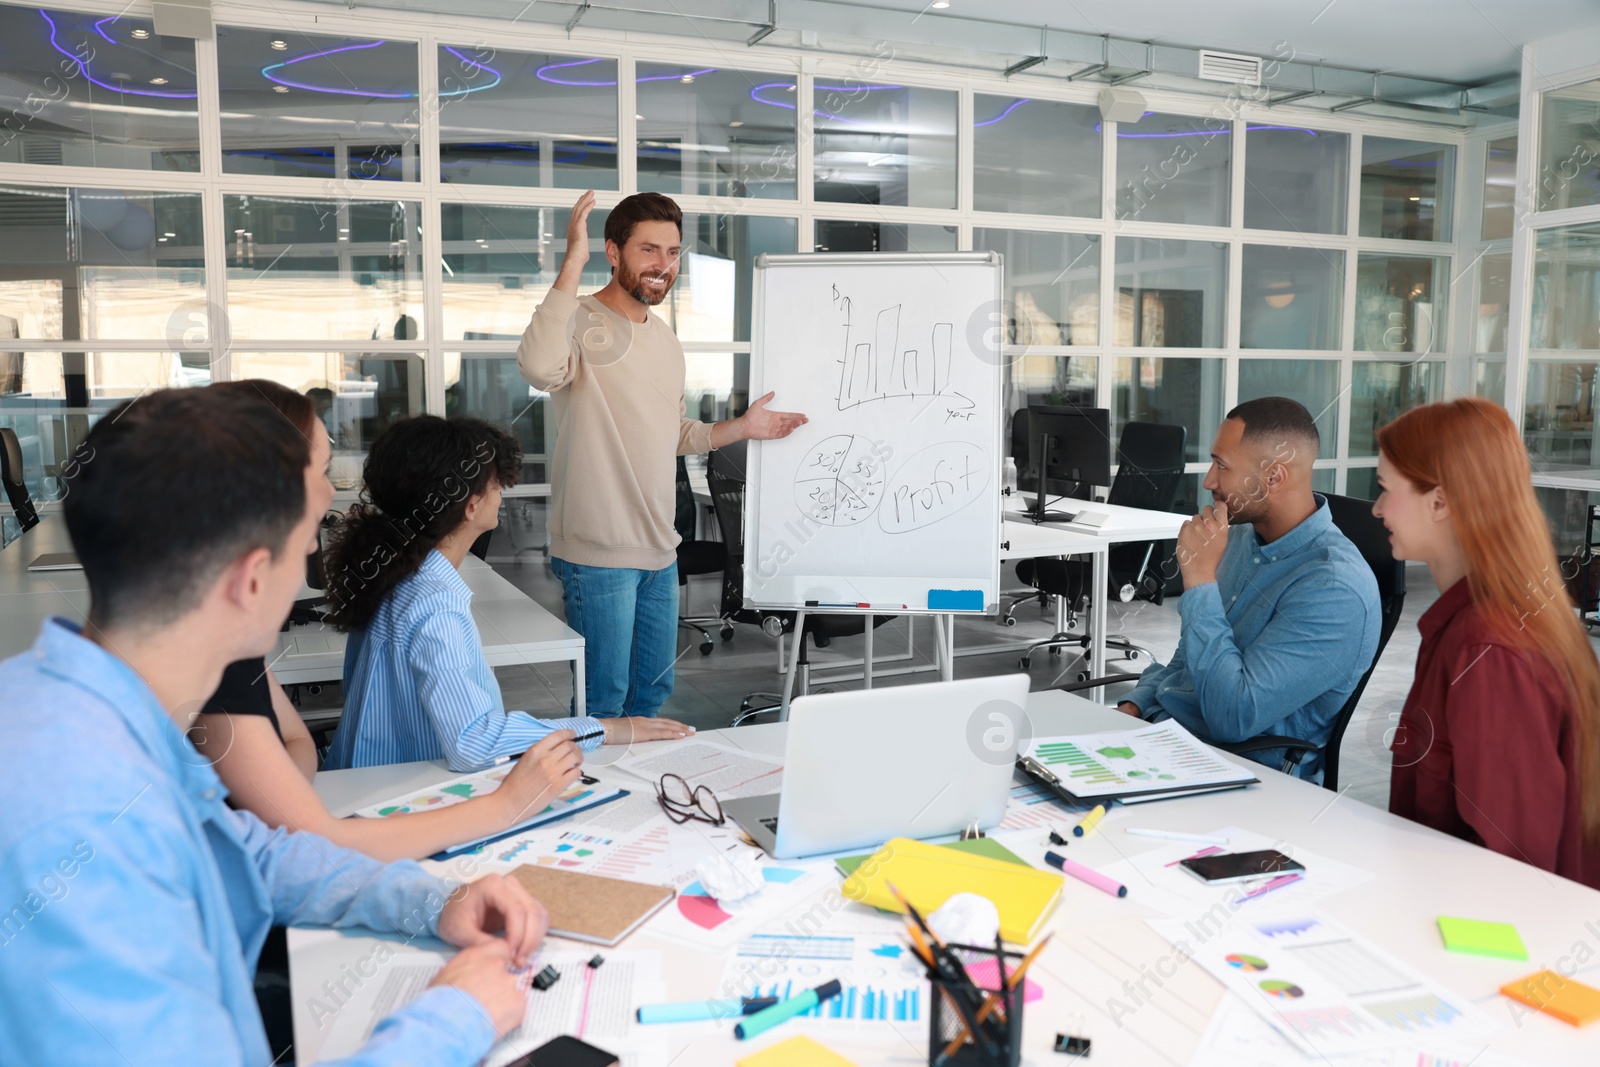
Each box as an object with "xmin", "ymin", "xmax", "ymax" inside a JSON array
[
  {"xmin": 0, "ymin": 388, "xmax": 543, "ymax": 1066},
  {"xmin": 1119, "ymin": 398, "xmax": 1380, "ymax": 782}
]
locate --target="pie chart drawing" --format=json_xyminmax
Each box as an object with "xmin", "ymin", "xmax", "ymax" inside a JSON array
[
  {"xmin": 1225, "ymin": 954, "xmax": 1268, "ymax": 972},
  {"xmin": 1259, "ymin": 980, "xmax": 1304, "ymax": 999}
]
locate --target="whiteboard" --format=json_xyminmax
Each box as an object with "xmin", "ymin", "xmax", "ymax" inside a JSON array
[{"xmin": 743, "ymin": 252, "xmax": 1004, "ymax": 613}]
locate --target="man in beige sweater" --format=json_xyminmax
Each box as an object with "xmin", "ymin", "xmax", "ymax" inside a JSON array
[{"xmin": 518, "ymin": 190, "xmax": 806, "ymax": 718}]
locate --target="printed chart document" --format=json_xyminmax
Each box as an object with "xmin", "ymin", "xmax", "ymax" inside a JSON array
[
  {"xmin": 1096, "ymin": 825, "xmax": 1374, "ymax": 923},
  {"xmin": 1021, "ymin": 720, "xmax": 1257, "ymax": 802},
  {"xmin": 1152, "ymin": 909, "xmax": 1496, "ymax": 1056},
  {"xmin": 613, "ymin": 739, "xmax": 785, "ymax": 799},
  {"xmin": 1190, "ymin": 992, "xmax": 1539, "ymax": 1067},
  {"xmin": 316, "ymin": 948, "xmax": 665, "ymax": 1067},
  {"xmin": 718, "ymin": 906, "xmax": 932, "ymax": 1039},
  {"xmin": 351, "ymin": 766, "xmax": 627, "ymax": 856}
]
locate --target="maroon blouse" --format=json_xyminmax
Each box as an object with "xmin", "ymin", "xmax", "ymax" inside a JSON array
[{"xmin": 1389, "ymin": 578, "xmax": 1600, "ymax": 890}]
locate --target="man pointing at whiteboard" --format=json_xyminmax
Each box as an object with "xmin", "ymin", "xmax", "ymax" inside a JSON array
[{"xmin": 519, "ymin": 190, "xmax": 807, "ymax": 719}]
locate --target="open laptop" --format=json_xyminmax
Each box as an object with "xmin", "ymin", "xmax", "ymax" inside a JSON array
[{"xmin": 723, "ymin": 674, "xmax": 1031, "ymax": 859}]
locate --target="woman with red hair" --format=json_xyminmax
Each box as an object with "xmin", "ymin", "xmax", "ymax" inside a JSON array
[{"xmin": 1374, "ymin": 397, "xmax": 1600, "ymax": 888}]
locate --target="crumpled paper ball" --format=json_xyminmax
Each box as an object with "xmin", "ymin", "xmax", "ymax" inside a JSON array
[
  {"xmin": 928, "ymin": 892, "xmax": 1001, "ymax": 945},
  {"xmin": 693, "ymin": 850, "xmax": 767, "ymax": 908}
]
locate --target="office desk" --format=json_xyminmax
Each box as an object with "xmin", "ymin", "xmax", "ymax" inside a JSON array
[
  {"xmin": 0, "ymin": 518, "xmax": 587, "ymax": 714},
  {"xmin": 290, "ymin": 689, "xmax": 1596, "ymax": 1066},
  {"xmin": 1002, "ymin": 503, "xmax": 1187, "ymax": 679}
]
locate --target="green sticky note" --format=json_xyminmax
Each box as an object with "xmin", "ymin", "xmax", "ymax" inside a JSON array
[{"xmin": 1438, "ymin": 916, "xmax": 1529, "ymax": 960}]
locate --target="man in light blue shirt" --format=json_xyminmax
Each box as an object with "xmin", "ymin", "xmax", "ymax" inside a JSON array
[
  {"xmin": 0, "ymin": 388, "xmax": 544, "ymax": 1066},
  {"xmin": 1119, "ymin": 398, "xmax": 1380, "ymax": 782}
]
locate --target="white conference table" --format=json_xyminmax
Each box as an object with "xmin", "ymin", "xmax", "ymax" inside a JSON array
[
  {"xmin": 0, "ymin": 517, "xmax": 588, "ymax": 714},
  {"xmin": 289, "ymin": 689, "xmax": 1597, "ymax": 1066}
]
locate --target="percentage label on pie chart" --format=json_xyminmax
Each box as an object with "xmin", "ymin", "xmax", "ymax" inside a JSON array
[{"xmin": 795, "ymin": 434, "xmax": 885, "ymax": 526}]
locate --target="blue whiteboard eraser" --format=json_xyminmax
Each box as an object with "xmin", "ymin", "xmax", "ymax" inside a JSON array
[{"xmin": 928, "ymin": 589, "xmax": 983, "ymax": 611}]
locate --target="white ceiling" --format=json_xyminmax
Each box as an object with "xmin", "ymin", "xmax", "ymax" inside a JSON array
[{"xmin": 854, "ymin": 0, "xmax": 1600, "ymax": 84}]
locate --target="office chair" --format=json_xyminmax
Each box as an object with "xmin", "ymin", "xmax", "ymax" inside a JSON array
[
  {"xmin": 1212, "ymin": 492, "xmax": 1408, "ymax": 791},
  {"xmin": 1015, "ymin": 422, "xmax": 1187, "ymax": 679},
  {"xmin": 674, "ymin": 456, "xmax": 726, "ymax": 656},
  {"xmin": 1, "ymin": 427, "xmax": 40, "ymax": 534},
  {"xmin": 705, "ymin": 445, "xmax": 893, "ymax": 726}
]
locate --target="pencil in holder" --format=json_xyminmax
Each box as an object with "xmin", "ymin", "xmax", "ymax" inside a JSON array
[{"xmin": 925, "ymin": 942, "xmax": 1024, "ymax": 1067}]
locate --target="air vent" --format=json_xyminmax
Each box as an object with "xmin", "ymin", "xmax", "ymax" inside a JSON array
[
  {"xmin": 21, "ymin": 138, "xmax": 64, "ymax": 167},
  {"xmin": 1197, "ymin": 50, "xmax": 1263, "ymax": 86},
  {"xmin": 0, "ymin": 189, "xmax": 68, "ymax": 228}
]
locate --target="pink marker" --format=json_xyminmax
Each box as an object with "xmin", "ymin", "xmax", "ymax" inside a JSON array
[
  {"xmin": 1165, "ymin": 845, "xmax": 1224, "ymax": 868},
  {"xmin": 1045, "ymin": 851, "xmax": 1127, "ymax": 898},
  {"xmin": 1241, "ymin": 873, "xmax": 1303, "ymax": 901}
]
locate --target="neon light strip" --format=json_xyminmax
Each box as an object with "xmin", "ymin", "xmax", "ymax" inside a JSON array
[
  {"xmin": 974, "ymin": 98, "xmax": 1028, "ymax": 127},
  {"xmin": 39, "ymin": 10, "xmax": 197, "ymax": 99},
  {"xmin": 535, "ymin": 57, "xmax": 716, "ymax": 86}
]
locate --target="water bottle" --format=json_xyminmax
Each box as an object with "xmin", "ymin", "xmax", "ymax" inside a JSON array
[{"xmin": 1003, "ymin": 456, "xmax": 1018, "ymax": 495}]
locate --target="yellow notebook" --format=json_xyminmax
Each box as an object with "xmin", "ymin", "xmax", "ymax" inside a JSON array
[
  {"xmin": 839, "ymin": 837, "xmax": 1063, "ymax": 944},
  {"xmin": 737, "ymin": 1035, "xmax": 856, "ymax": 1066}
]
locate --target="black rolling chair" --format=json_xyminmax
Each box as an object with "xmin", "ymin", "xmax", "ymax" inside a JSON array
[
  {"xmin": 1, "ymin": 427, "xmax": 40, "ymax": 535},
  {"xmin": 706, "ymin": 445, "xmax": 892, "ymax": 726},
  {"xmin": 1212, "ymin": 492, "xmax": 1408, "ymax": 791},
  {"xmin": 1015, "ymin": 422, "xmax": 1187, "ymax": 680},
  {"xmin": 675, "ymin": 456, "xmax": 726, "ymax": 656}
]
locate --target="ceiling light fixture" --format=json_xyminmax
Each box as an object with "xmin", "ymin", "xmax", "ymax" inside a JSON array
[
  {"xmin": 729, "ymin": 120, "xmax": 744, "ymax": 127},
  {"xmin": 273, "ymin": 85, "xmax": 289, "ymax": 92},
  {"xmin": 270, "ymin": 39, "xmax": 288, "ymax": 50},
  {"xmin": 681, "ymin": 74, "xmax": 696, "ymax": 83},
  {"xmin": 131, "ymin": 28, "xmax": 150, "ymax": 39},
  {"xmin": 150, "ymin": 77, "xmax": 168, "ymax": 85},
  {"xmin": 931, "ymin": 1, "xmax": 950, "ymax": 7}
]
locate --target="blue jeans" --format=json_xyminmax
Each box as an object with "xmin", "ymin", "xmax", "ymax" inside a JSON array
[{"xmin": 551, "ymin": 557, "xmax": 678, "ymax": 718}]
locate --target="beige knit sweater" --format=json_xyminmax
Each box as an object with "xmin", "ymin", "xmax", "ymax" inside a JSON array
[{"xmin": 517, "ymin": 287, "xmax": 715, "ymax": 571}]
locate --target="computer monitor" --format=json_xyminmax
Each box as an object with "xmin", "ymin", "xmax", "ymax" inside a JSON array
[{"xmin": 1025, "ymin": 405, "xmax": 1110, "ymax": 523}]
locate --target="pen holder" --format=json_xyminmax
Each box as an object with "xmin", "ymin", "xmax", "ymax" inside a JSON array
[{"xmin": 926, "ymin": 943, "xmax": 1024, "ymax": 1067}]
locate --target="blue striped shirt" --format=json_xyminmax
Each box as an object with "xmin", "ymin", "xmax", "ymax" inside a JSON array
[{"xmin": 325, "ymin": 550, "xmax": 602, "ymax": 771}]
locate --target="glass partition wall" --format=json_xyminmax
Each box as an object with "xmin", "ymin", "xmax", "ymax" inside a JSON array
[{"xmin": 0, "ymin": 0, "xmax": 1479, "ymax": 520}]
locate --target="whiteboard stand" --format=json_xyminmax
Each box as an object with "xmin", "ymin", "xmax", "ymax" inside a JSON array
[{"xmin": 777, "ymin": 610, "xmax": 958, "ymax": 721}]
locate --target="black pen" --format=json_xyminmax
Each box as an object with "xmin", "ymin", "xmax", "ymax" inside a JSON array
[{"xmin": 572, "ymin": 728, "xmax": 605, "ymax": 744}]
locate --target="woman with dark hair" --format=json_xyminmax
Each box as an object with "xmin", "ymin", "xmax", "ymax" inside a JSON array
[
  {"xmin": 322, "ymin": 414, "xmax": 692, "ymax": 773},
  {"xmin": 191, "ymin": 383, "xmax": 587, "ymax": 861},
  {"xmin": 1375, "ymin": 397, "xmax": 1600, "ymax": 888}
]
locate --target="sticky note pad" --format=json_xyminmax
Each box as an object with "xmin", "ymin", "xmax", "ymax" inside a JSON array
[
  {"xmin": 1437, "ymin": 916, "xmax": 1528, "ymax": 960},
  {"xmin": 736, "ymin": 1034, "xmax": 856, "ymax": 1067},
  {"xmin": 929, "ymin": 588, "xmax": 983, "ymax": 611},
  {"xmin": 1500, "ymin": 969, "xmax": 1600, "ymax": 1027}
]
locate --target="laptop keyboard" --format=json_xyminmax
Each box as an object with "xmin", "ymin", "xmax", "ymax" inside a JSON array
[{"xmin": 759, "ymin": 816, "xmax": 780, "ymax": 832}]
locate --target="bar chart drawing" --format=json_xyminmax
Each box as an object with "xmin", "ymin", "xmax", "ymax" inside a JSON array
[{"xmin": 831, "ymin": 285, "xmax": 967, "ymax": 413}]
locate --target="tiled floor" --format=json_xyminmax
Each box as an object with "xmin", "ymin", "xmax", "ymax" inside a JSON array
[{"xmin": 471, "ymin": 523, "xmax": 1460, "ymax": 814}]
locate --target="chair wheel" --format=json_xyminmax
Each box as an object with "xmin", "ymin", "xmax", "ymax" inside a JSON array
[
  {"xmin": 1127, "ymin": 650, "xmax": 1140, "ymax": 661},
  {"xmin": 1019, "ymin": 656, "xmax": 1031, "ymax": 669},
  {"xmin": 1077, "ymin": 672, "xmax": 1090, "ymax": 682},
  {"xmin": 1048, "ymin": 646, "xmax": 1060, "ymax": 658},
  {"xmin": 1065, "ymin": 620, "xmax": 1076, "ymax": 631},
  {"xmin": 699, "ymin": 641, "xmax": 713, "ymax": 655},
  {"xmin": 720, "ymin": 625, "xmax": 734, "ymax": 640},
  {"xmin": 1002, "ymin": 615, "xmax": 1016, "ymax": 627}
]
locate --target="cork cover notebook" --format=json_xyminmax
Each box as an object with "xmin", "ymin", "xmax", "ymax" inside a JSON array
[{"xmin": 510, "ymin": 865, "xmax": 675, "ymax": 946}]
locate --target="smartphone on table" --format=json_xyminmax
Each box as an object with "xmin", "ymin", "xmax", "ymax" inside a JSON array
[{"xmin": 1179, "ymin": 849, "xmax": 1305, "ymax": 885}]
